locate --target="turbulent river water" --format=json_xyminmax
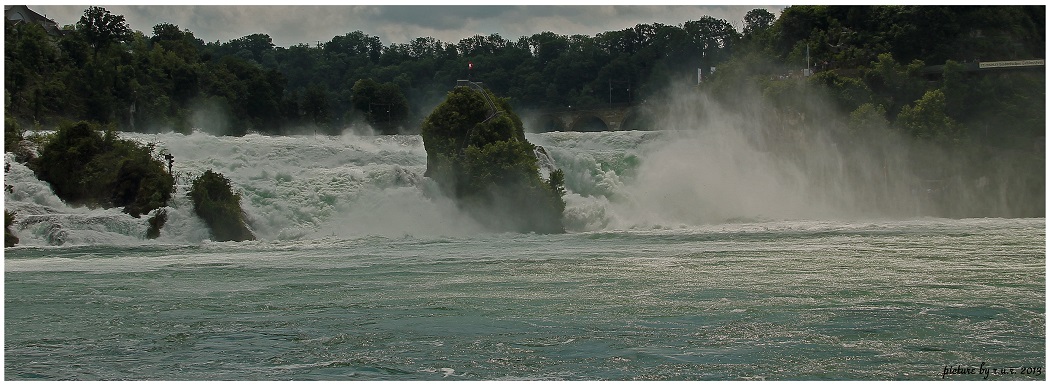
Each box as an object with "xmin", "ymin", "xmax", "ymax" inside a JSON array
[{"xmin": 4, "ymin": 129, "xmax": 1045, "ymax": 380}]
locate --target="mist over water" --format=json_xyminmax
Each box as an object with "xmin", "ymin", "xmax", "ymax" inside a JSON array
[
  {"xmin": 530, "ymin": 85, "xmax": 955, "ymax": 231},
  {"xmin": 559, "ymin": 82, "xmax": 1040, "ymax": 228},
  {"xmin": 603, "ymin": 85, "xmax": 922, "ymax": 225}
]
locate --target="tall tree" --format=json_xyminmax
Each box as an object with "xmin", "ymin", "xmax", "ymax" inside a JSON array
[
  {"xmin": 77, "ymin": 6, "xmax": 131, "ymax": 58},
  {"xmin": 743, "ymin": 8, "xmax": 776, "ymax": 37}
]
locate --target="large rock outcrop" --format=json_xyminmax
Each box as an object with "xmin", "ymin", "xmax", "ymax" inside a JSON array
[{"xmin": 421, "ymin": 85, "xmax": 565, "ymax": 233}]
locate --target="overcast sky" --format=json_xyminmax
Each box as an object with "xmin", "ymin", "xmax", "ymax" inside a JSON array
[{"xmin": 30, "ymin": 3, "xmax": 786, "ymax": 48}]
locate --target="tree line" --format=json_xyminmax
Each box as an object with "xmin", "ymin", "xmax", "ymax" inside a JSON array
[
  {"xmin": 6, "ymin": 6, "xmax": 751, "ymax": 134},
  {"xmin": 4, "ymin": 5, "xmax": 1044, "ymax": 144}
]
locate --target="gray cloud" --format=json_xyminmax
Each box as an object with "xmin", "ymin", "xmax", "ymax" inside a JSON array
[{"xmin": 31, "ymin": 5, "xmax": 783, "ymax": 48}]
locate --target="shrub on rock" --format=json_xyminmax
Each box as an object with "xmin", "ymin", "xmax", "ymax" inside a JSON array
[
  {"xmin": 5, "ymin": 210, "xmax": 18, "ymax": 247},
  {"xmin": 188, "ymin": 169, "xmax": 255, "ymax": 242},
  {"xmin": 30, "ymin": 121, "xmax": 174, "ymax": 217}
]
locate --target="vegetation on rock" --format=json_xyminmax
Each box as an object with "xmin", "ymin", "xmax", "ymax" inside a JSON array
[
  {"xmin": 188, "ymin": 170, "xmax": 255, "ymax": 242},
  {"xmin": 5, "ymin": 211, "xmax": 18, "ymax": 247},
  {"xmin": 146, "ymin": 209, "xmax": 167, "ymax": 239},
  {"xmin": 422, "ymin": 86, "xmax": 565, "ymax": 233},
  {"xmin": 29, "ymin": 121, "xmax": 174, "ymax": 217}
]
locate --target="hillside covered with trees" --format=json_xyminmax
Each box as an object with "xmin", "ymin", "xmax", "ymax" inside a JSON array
[{"xmin": 8, "ymin": 6, "xmax": 1040, "ymax": 136}]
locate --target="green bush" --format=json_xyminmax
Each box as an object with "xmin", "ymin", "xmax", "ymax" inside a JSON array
[
  {"xmin": 30, "ymin": 121, "xmax": 174, "ymax": 217},
  {"xmin": 5, "ymin": 210, "xmax": 18, "ymax": 247},
  {"xmin": 897, "ymin": 89, "xmax": 961, "ymax": 143},
  {"xmin": 188, "ymin": 169, "xmax": 255, "ymax": 242},
  {"xmin": 421, "ymin": 86, "xmax": 565, "ymax": 233}
]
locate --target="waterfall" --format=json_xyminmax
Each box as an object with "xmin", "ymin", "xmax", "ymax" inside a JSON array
[{"xmin": 4, "ymin": 108, "xmax": 1028, "ymax": 246}]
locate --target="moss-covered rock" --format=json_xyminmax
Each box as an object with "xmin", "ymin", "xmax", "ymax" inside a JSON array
[
  {"xmin": 29, "ymin": 121, "xmax": 175, "ymax": 218},
  {"xmin": 188, "ymin": 170, "xmax": 255, "ymax": 242},
  {"xmin": 5, "ymin": 210, "xmax": 18, "ymax": 247},
  {"xmin": 146, "ymin": 209, "xmax": 167, "ymax": 239},
  {"xmin": 421, "ymin": 85, "xmax": 565, "ymax": 233}
]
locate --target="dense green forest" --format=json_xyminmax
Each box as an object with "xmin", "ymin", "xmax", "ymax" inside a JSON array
[{"xmin": 7, "ymin": 6, "xmax": 1042, "ymax": 139}]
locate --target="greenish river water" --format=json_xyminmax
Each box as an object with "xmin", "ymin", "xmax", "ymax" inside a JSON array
[{"xmin": 5, "ymin": 218, "xmax": 1044, "ymax": 380}]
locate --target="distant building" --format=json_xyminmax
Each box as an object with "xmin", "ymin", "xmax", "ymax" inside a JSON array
[{"xmin": 5, "ymin": 5, "xmax": 63, "ymax": 37}]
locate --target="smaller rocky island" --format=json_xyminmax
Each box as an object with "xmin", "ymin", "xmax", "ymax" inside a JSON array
[
  {"xmin": 4, "ymin": 120, "xmax": 254, "ymax": 244},
  {"xmin": 188, "ymin": 170, "xmax": 255, "ymax": 242}
]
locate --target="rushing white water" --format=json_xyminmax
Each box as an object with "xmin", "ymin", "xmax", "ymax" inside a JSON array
[
  {"xmin": 6, "ymin": 132, "xmax": 481, "ymax": 245},
  {"xmin": 1, "ymin": 95, "xmax": 1036, "ymax": 246},
  {"xmin": 8, "ymin": 129, "xmax": 675, "ymax": 245},
  {"xmin": 0, "ymin": 124, "xmax": 1013, "ymax": 246}
]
